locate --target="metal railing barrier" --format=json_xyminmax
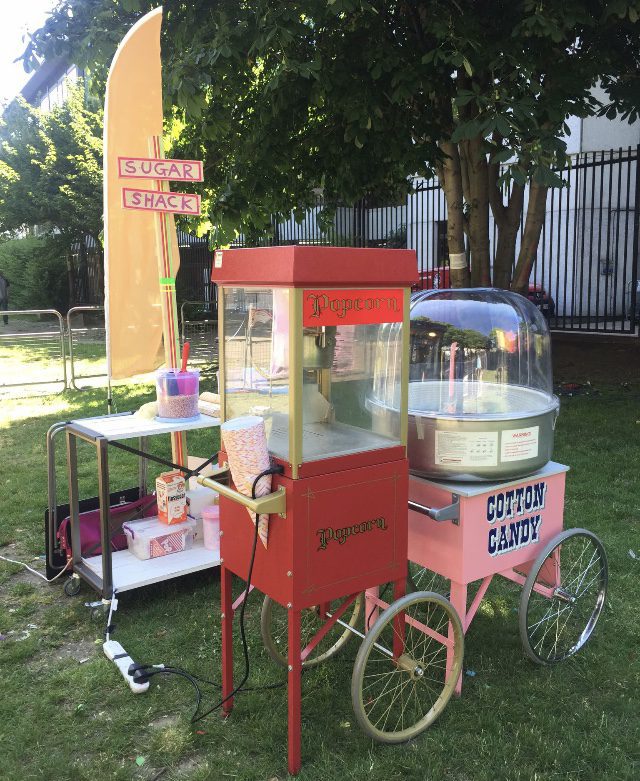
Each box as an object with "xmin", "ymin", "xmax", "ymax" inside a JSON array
[
  {"xmin": 0, "ymin": 309, "xmax": 67, "ymax": 391},
  {"xmin": 66, "ymin": 306, "xmax": 107, "ymax": 389}
]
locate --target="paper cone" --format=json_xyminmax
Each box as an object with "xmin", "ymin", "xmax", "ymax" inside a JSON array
[{"xmin": 221, "ymin": 416, "xmax": 272, "ymax": 548}]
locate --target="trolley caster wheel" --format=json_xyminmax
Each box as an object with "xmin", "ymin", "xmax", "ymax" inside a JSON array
[
  {"xmin": 260, "ymin": 593, "xmax": 363, "ymax": 669},
  {"xmin": 351, "ymin": 591, "xmax": 464, "ymax": 743},
  {"xmin": 519, "ymin": 528, "xmax": 608, "ymax": 665},
  {"xmin": 64, "ymin": 576, "xmax": 81, "ymax": 597}
]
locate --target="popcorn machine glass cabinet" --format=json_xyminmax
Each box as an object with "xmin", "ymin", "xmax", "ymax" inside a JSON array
[
  {"xmin": 299, "ymin": 289, "xmax": 404, "ymax": 463},
  {"xmin": 221, "ymin": 286, "xmax": 406, "ymax": 466},
  {"xmin": 222, "ymin": 287, "xmax": 291, "ymax": 461}
]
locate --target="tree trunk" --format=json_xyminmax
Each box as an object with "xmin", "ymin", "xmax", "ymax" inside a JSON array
[
  {"xmin": 462, "ymin": 137, "xmax": 491, "ymax": 287},
  {"xmin": 438, "ymin": 140, "xmax": 469, "ymax": 287},
  {"xmin": 492, "ymin": 182, "xmax": 524, "ymax": 290},
  {"xmin": 512, "ymin": 183, "xmax": 548, "ymax": 294}
]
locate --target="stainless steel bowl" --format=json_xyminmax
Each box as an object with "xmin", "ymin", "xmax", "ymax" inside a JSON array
[{"xmin": 369, "ymin": 380, "xmax": 559, "ymax": 482}]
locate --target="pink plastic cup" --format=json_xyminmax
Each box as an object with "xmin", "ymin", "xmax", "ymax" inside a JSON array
[{"xmin": 202, "ymin": 504, "xmax": 220, "ymax": 551}]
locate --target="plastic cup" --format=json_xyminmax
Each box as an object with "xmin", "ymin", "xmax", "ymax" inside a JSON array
[
  {"xmin": 202, "ymin": 504, "xmax": 220, "ymax": 551},
  {"xmin": 156, "ymin": 368, "xmax": 200, "ymax": 420}
]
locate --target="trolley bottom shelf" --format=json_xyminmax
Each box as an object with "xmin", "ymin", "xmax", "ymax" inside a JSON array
[{"xmin": 82, "ymin": 540, "xmax": 220, "ymax": 593}]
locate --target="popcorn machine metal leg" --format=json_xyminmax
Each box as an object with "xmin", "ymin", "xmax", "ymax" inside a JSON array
[
  {"xmin": 287, "ymin": 608, "xmax": 302, "ymax": 776},
  {"xmin": 221, "ymin": 565, "xmax": 234, "ymax": 716}
]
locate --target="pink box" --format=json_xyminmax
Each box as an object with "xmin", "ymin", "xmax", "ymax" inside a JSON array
[{"xmin": 408, "ymin": 462, "xmax": 568, "ymax": 585}]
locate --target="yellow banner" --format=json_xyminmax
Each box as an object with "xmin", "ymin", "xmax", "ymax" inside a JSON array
[{"xmin": 103, "ymin": 7, "xmax": 181, "ymax": 380}]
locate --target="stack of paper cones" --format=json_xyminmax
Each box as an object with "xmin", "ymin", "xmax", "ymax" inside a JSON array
[{"xmin": 221, "ymin": 416, "xmax": 272, "ymax": 548}]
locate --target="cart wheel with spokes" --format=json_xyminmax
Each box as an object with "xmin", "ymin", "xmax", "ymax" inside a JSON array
[
  {"xmin": 519, "ymin": 528, "xmax": 608, "ymax": 665},
  {"xmin": 351, "ymin": 591, "xmax": 464, "ymax": 743},
  {"xmin": 407, "ymin": 562, "xmax": 450, "ymax": 597},
  {"xmin": 260, "ymin": 593, "xmax": 363, "ymax": 669}
]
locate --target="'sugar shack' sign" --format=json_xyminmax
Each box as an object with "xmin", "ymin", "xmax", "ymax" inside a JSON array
[{"xmin": 119, "ymin": 155, "xmax": 202, "ymax": 216}]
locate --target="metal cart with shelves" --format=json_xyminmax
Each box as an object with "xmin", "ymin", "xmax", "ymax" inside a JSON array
[{"xmin": 48, "ymin": 412, "xmax": 221, "ymax": 600}]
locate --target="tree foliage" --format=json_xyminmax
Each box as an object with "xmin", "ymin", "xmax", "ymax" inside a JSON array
[
  {"xmin": 0, "ymin": 84, "xmax": 103, "ymax": 244},
  {"xmin": 24, "ymin": 0, "xmax": 640, "ymax": 290},
  {"xmin": 0, "ymin": 236, "xmax": 69, "ymax": 312}
]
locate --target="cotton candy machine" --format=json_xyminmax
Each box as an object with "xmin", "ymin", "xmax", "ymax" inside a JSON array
[{"xmin": 369, "ymin": 288, "xmax": 559, "ymax": 481}]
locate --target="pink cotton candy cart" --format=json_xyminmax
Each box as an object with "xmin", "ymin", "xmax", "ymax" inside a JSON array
[
  {"xmin": 353, "ymin": 290, "xmax": 608, "ymax": 743},
  {"xmin": 406, "ymin": 462, "xmax": 607, "ymax": 682},
  {"xmin": 356, "ymin": 465, "xmax": 608, "ymax": 744}
]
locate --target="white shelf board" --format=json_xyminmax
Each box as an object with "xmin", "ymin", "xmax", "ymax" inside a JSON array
[
  {"xmin": 84, "ymin": 540, "xmax": 220, "ymax": 593},
  {"xmin": 69, "ymin": 413, "xmax": 220, "ymax": 441}
]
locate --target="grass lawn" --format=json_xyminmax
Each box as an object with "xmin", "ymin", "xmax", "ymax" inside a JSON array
[{"xmin": 0, "ymin": 355, "xmax": 638, "ymax": 780}]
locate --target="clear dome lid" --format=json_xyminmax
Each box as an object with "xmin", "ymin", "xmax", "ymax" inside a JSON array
[{"xmin": 372, "ymin": 288, "xmax": 556, "ymax": 419}]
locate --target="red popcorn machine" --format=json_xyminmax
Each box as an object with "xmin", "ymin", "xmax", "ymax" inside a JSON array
[{"xmin": 198, "ymin": 247, "xmax": 464, "ymax": 773}]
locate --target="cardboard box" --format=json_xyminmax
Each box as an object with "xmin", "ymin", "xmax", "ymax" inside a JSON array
[{"xmin": 156, "ymin": 470, "xmax": 187, "ymax": 525}]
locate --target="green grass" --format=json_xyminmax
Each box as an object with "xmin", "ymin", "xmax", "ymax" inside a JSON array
[{"xmin": 0, "ymin": 357, "xmax": 639, "ymax": 780}]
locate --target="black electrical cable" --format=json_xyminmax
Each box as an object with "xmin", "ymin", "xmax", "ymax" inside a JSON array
[
  {"xmin": 108, "ymin": 440, "xmax": 218, "ymax": 481},
  {"xmin": 191, "ymin": 463, "xmax": 285, "ymax": 723},
  {"xmin": 137, "ymin": 668, "xmax": 204, "ymax": 721},
  {"xmin": 124, "ymin": 463, "xmax": 286, "ymax": 721}
]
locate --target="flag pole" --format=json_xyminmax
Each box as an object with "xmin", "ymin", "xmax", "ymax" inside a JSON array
[{"xmin": 149, "ymin": 134, "xmax": 187, "ymax": 465}]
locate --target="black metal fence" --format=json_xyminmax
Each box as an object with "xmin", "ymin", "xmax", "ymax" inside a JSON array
[
  {"xmin": 232, "ymin": 147, "xmax": 639, "ymax": 336},
  {"xmin": 176, "ymin": 231, "xmax": 216, "ymax": 313},
  {"xmin": 73, "ymin": 148, "xmax": 640, "ymax": 337},
  {"xmin": 71, "ymin": 231, "xmax": 216, "ymax": 313},
  {"xmin": 69, "ymin": 237, "xmax": 103, "ymax": 306}
]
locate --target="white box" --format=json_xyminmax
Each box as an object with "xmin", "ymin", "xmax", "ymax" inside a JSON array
[
  {"xmin": 156, "ymin": 470, "xmax": 187, "ymax": 525},
  {"xmin": 123, "ymin": 517, "xmax": 194, "ymax": 561},
  {"xmin": 186, "ymin": 486, "xmax": 218, "ymax": 520}
]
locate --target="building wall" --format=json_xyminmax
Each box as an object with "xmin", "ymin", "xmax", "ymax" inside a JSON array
[{"xmin": 581, "ymin": 86, "xmax": 640, "ymax": 153}]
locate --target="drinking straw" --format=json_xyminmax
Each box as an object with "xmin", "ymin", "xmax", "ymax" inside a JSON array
[
  {"xmin": 447, "ymin": 340, "xmax": 458, "ymax": 413},
  {"xmin": 176, "ymin": 341, "xmax": 191, "ymax": 395},
  {"xmin": 181, "ymin": 341, "xmax": 190, "ymax": 373}
]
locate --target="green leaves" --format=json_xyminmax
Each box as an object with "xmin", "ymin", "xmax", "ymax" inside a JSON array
[
  {"xmin": 0, "ymin": 86, "xmax": 102, "ymax": 243},
  {"xmin": 491, "ymin": 148, "xmax": 514, "ymax": 165},
  {"xmin": 17, "ymin": 0, "xmax": 640, "ymax": 253}
]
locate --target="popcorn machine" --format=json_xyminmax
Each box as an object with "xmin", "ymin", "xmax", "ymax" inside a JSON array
[{"xmin": 201, "ymin": 246, "xmax": 433, "ymax": 773}]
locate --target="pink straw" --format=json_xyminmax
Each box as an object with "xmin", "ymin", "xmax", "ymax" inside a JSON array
[{"xmin": 448, "ymin": 341, "xmax": 458, "ymax": 413}]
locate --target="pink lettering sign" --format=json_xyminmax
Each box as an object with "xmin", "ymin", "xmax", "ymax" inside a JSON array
[
  {"xmin": 122, "ymin": 188, "xmax": 201, "ymax": 216},
  {"xmin": 118, "ymin": 156, "xmax": 203, "ymax": 182}
]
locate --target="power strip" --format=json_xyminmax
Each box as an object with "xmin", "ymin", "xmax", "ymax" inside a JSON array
[{"xmin": 103, "ymin": 640, "xmax": 150, "ymax": 694}]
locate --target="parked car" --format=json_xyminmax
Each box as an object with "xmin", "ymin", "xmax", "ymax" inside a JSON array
[
  {"xmin": 411, "ymin": 267, "xmax": 451, "ymax": 292},
  {"xmin": 526, "ymin": 284, "xmax": 555, "ymax": 319},
  {"xmin": 412, "ymin": 270, "xmax": 555, "ymax": 318}
]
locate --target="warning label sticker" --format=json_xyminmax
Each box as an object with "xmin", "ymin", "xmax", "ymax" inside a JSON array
[
  {"xmin": 500, "ymin": 426, "xmax": 540, "ymax": 462},
  {"xmin": 435, "ymin": 431, "xmax": 499, "ymax": 467}
]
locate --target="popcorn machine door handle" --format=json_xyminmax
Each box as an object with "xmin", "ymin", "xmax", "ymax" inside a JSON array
[
  {"xmin": 197, "ymin": 474, "xmax": 287, "ymax": 518},
  {"xmin": 408, "ymin": 495, "xmax": 459, "ymax": 525}
]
